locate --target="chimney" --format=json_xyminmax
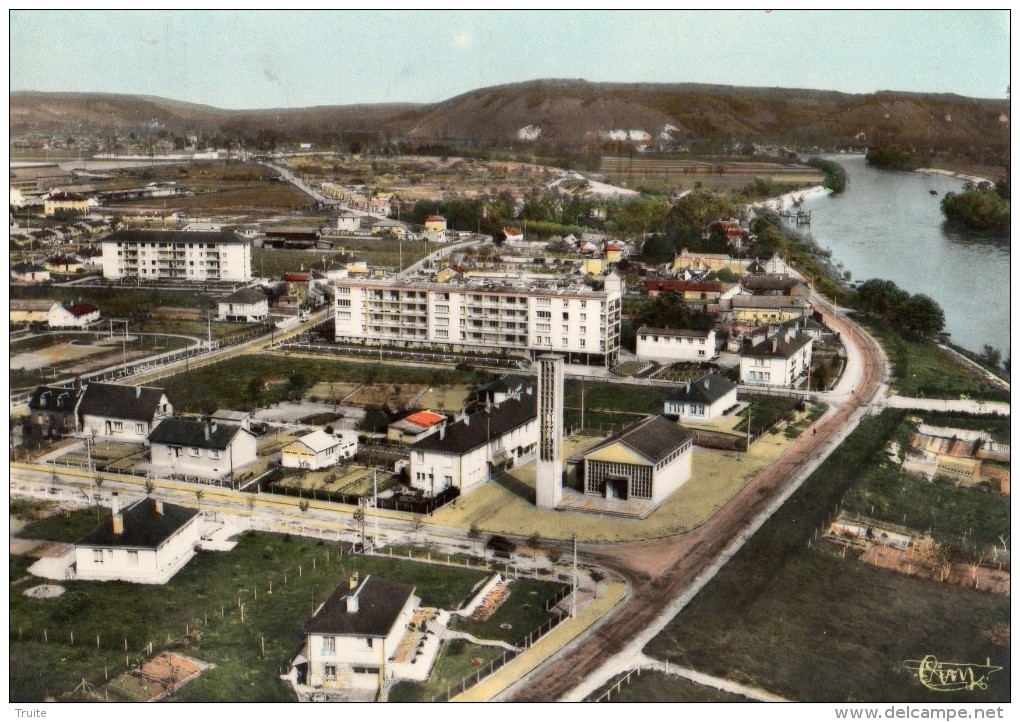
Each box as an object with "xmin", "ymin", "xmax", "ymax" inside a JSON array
[
  {"xmin": 772, "ymin": 339, "xmax": 778, "ymax": 353},
  {"xmin": 155, "ymin": 500, "xmax": 164, "ymax": 516},
  {"xmin": 686, "ymin": 381, "xmax": 691, "ymax": 394},
  {"xmin": 136, "ymin": 386, "xmax": 142, "ymax": 398},
  {"xmin": 463, "ymin": 412, "xmax": 470, "ymax": 426},
  {"xmin": 111, "ymin": 493, "xmax": 123, "ymax": 535},
  {"xmin": 204, "ymin": 422, "xmax": 211, "ymax": 441},
  {"xmin": 439, "ymin": 426, "xmax": 446, "ymax": 440},
  {"xmin": 111, "ymin": 492, "xmax": 120, "ymax": 517},
  {"xmin": 346, "ymin": 592, "xmax": 359, "ymax": 614},
  {"xmin": 349, "ymin": 571, "xmax": 359, "ymax": 590}
]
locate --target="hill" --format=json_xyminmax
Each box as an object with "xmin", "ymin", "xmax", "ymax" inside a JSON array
[{"xmin": 10, "ymin": 81, "xmax": 1010, "ymax": 166}]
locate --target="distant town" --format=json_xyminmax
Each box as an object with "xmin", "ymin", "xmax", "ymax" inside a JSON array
[{"xmin": 10, "ymin": 105, "xmax": 1010, "ymax": 705}]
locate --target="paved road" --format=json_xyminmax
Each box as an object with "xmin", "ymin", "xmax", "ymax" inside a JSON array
[{"xmin": 506, "ymin": 291, "xmax": 887, "ymax": 702}]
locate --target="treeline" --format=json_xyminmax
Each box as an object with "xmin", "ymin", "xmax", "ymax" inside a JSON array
[
  {"xmin": 865, "ymin": 146, "xmax": 922, "ymax": 171},
  {"xmin": 941, "ymin": 182, "xmax": 1010, "ymax": 234},
  {"xmin": 854, "ymin": 279, "xmax": 946, "ymax": 336},
  {"xmin": 807, "ymin": 157, "xmax": 847, "ymax": 193}
]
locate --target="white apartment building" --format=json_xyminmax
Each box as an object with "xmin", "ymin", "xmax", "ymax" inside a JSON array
[
  {"xmin": 334, "ymin": 273, "xmax": 623, "ymax": 366},
  {"xmin": 635, "ymin": 326, "xmax": 717, "ymax": 362},
  {"xmin": 740, "ymin": 327, "xmax": 814, "ymax": 388},
  {"xmin": 101, "ymin": 230, "xmax": 253, "ymax": 282}
]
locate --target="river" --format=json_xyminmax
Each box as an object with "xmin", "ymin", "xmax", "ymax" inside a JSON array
[{"xmin": 791, "ymin": 155, "xmax": 1010, "ymax": 358}]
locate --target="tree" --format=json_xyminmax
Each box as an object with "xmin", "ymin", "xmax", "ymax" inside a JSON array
[
  {"xmin": 527, "ymin": 532, "xmax": 541, "ymax": 566},
  {"xmin": 468, "ymin": 523, "xmax": 482, "ymax": 554},
  {"xmin": 980, "ymin": 345, "xmax": 1003, "ymax": 369},
  {"xmin": 353, "ymin": 506, "xmax": 366, "ymax": 551},
  {"xmin": 589, "ymin": 570, "xmax": 606, "ymax": 598},
  {"xmin": 900, "ymin": 294, "xmax": 945, "ymax": 336},
  {"xmin": 412, "ymin": 515, "xmax": 425, "ymax": 544},
  {"xmin": 546, "ymin": 547, "xmax": 563, "ymax": 574},
  {"xmin": 195, "ymin": 489, "xmax": 205, "ymax": 511},
  {"xmin": 144, "ymin": 478, "xmax": 156, "ymax": 496}
]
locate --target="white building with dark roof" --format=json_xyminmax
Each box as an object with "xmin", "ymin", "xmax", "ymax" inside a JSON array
[
  {"xmin": 635, "ymin": 326, "xmax": 717, "ymax": 362},
  {"xmin": 74, "ymin": 494, "xmax": 203, "ymax": 584},
  {"xmin": 573, "ymin": 415, "xmax": 693, "ymax": 506},
  {"xmin": 282, "ymin": 429, "xmax": 358, "ymax": 470},
  {"xmin": 300, "ymin": 575, "xmax": 420, "ymax": 692},
  {"xmin": 409, "ymin": 390, "xmax": 538, "ymax": 496},
  {"xmin": 101, "ymin": 229, "xmax": 252, "ymax": 282},
  {"xmin": 148, "ymin": 418, "xmax": 256, "ymax": 479},
  {"xmin": 664, "ymin": 373, "xmax": 738, "ymax": 423},
  {"xmin": 78, "ymin": 383, "xmax": 173, "ymax": 442},
  {"xmin": 740, "ymin": 327, "xmax": 814, "ymax": 388},
  {"xmin": 217, "ymin": 287, "xmax": 270, "ymax": 322}
]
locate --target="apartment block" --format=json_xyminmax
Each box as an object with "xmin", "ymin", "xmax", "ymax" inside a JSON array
[{"xmin": 101, "ymin": 230, "xmax": 252, "ymax": 282}]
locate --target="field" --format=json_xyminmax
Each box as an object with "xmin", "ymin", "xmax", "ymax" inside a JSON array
[
  {"xmin": 644, "ymin": 410, "xmax": 1010, "ymax": 703},
  {"xmin": 10, "ymin": 530, "xmax": 531, "ymax": 702},
  {"xmin": 110, "ymin": 183, "xmax": 310, "ymax": 212},
  {"xmin": 599, "ymin": 155, "xmax": 824, "ymax": 193}
]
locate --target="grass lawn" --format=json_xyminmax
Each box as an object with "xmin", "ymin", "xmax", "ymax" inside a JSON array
[
  {"xmin": 19, "ymin": 506, "xmax": 111, "ymax": 544},
  {"xmin": 644, "ymin": 410, "xmax": 1010, "ymax": 703},
  {"xmin": 865, "ymin": 322, "xmax": 1010, "ymax": 402},
  {"xmin": 563, "ymin": 380, "xmax": 669, "ymax": 431},
  {"xmin": 449, "ymin": 578, "xmax": 567, "ymax": 644},
  {"xmin": 158, "ymin": 355, "xmax": 483, "ymax": 414},
  {"xmin": 734, "ymin": 394, "xmax": 801, "ymax": 436},
  {"xmin": 110, "ymin": 183, "xmax": 309, "ymax": 211},
  {"xmin": 10, "ymin": 532, "xmax": 495, "ymax": 702},
  {"xmin": 387, "ymin": 640, "xmax": 504, "ymax": 702},
  {"xmin": 592, "ymin": 670, "xmax": 758, "ymax": 702}
]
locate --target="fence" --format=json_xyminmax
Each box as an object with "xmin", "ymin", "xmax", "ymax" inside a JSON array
[
  {"xmin": 430, "ymin": 607, "xmax": 569, "ymax": 702},
  {"xmin": 593, "ymin": 665, "xmax": 655, "ymax": 702},
  {"xmin": 261, "ymin": 477, "xmax": 460, "ymax": 515},
  {"xmin": 277, "ymin": 341, "xmax": 525, "ymax": 369},
  {"xmin": 44, "ymin": 458, "xmax": 243, "ymax": 490}
]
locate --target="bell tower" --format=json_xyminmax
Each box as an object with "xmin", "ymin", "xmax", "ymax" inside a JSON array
[{"xmin": 535, "ymin": 354, "xmax": 564, "ymax": 509}]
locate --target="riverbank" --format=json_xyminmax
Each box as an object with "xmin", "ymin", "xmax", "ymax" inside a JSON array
[
  {"xmin": 915, "ymin": 167, "xmax": 993, "ymax": 187},
  {"xmin": 752, "ymin": 184, "xmax": 831, "ymax": 214}
]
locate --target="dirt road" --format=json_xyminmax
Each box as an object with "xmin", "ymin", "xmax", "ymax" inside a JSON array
[{"xmin": 511, "ymin": 303, "xmax": 885, "ymax": 701}]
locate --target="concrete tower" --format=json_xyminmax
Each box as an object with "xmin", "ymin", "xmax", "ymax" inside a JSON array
[{"xmin": 535, "ymin": 354, "xmax": 564, "ymax": 509}]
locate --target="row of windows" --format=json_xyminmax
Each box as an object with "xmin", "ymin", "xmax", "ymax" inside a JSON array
[{"xmin": 92, "ymin": 549, "xmax": 139, "ymax": 564}]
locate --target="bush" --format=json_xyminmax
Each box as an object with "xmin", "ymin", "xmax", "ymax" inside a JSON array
[{"xmin": 51, "ymin": 590, "xmax": 93, "ymax": 622}]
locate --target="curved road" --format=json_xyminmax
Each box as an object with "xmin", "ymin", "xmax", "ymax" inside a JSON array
[{"xmin": 508, "ymin": 296, "xmax": 887, "ymax": 701}]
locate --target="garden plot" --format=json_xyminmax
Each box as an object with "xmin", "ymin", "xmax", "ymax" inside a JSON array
[
  {"xmin": 415, "ymin": 385, "xmax": 475, "ymax": 412},
  {"xmin": 343, "ymin": 383, "xmax": 428, "ymax": 409},
  {"xmin": 276, "ymin": 465, "xmax": 399, "ymax": 496}
]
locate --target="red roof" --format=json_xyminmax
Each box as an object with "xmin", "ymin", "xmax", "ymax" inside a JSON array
[
  {"xmin": 66, "ymin": 303, "xmax": 99, "ymax": 316},
  {"xmin": 424, "ymin": 215, "xmax": 446, "ymax": 223},
  {"xmin": 504, "ymin": 227, "xmax": 522, "ymax": 236},
  {"xmin": 405, "ymin": 411, "xmax": 445, "ymax": 428},
  {"xmin": 283, "ymin": 273, "xmax": 312, "ymax": 282},
  {"xmin": 606, "ymin": 245, "xmax": 624, "ymax": 252}
]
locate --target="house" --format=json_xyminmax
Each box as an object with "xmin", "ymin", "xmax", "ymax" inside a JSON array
[
  {"xmin": 43, "ymin": 253, "xmax": 82, "ymax": 274},
  {"xmin": 11, "ymin": 262, "xmax": 51, "ymax": 283},
  {"xmin": 282, "ymin": 429, "xmax": 358, "ymax": 470},
  {"xmin": 664, "ymin": 373, "xmax": 738, "ymax": 423},
  {"xmin": 473, "ymin": 374, "xmax": 528, "ymax": 407},
  {"xmin": 335, "ymin": 212, "xmax": 361, "ymax": 234},
  {"xmin": 148, "ymin": 418, "xmax": 256, "ymax": 479},
  {"xmin": 740, "ymin": 275, "xmax": 803, "ymax": 296},
  {"xmin": 27, "ymin": 385, "xmax": 82, "ymax": 437},
  {"xmin": 503, "ymin": 227, "xmax": 524, "ymax": 244},
  {"xmin": 635, "ymin": 326, "xmax": 717, "ymax": 362},
  {"xmin": 731, "ymin": 295, "xmax": 811, "ymax": 325},
  {"xmin": 604, "ymin": 244, "xmax": 625, "ymax": 263},
  {"xmin": 217, "ymin": 287, "xmax": 270, "ymax": 323},
  {"xmin": 211, "ymin": 409, "xmax": 254, "ymax": 431},
  {"xmin": 644, "ymin": 279, "xmax": 726, "ymax": 302},
  {"xmin": 740, "ymin": 327, "xmax": 814, "ymax": 388},
  {"xmin": 48, "ymin": 302, "xmax": 100, "ymax": 329},
  {"xmin": 300, "ymin": 574, "xmax": 419, "ymax": 691},
  {"xmin": 264, "ymin": 226, "xmax": 321, "ymax": 249},
  {"xmin": 423, "ymin": 215, "xmax": 447, "ymax": 243},
  {"xmin": 78, "ymin": 383, "xmax": 173, "ymax": 442},
  {"xmin": 387, "ymin": 411, "xmax": 447, "ymax": 445},
  {"xmin": 10, "ymin": 299, "xmax": 58, "ymax": 325},
  {"xmin": 100, "ymin": 229, "xmax": 253, "ymax": 282},
  {"xmin": 44, "ymin": 191, "xmax": 92, "ymax": 216},
  {"xmin": 370, "ymin": 218, "xmax": 410, "ymax": 238},
  {"xmin": 570, "ymin": 415, "xmax": 693, "ymax": 505},
  {"xmin": 74, "ymin": 494, "xmax": 203, "ymax": 584},
  {"xmin": 670, "ymin": 249, "xmax": 745, "ymax": 276},
  {"xmin": 409, "ymin": 391, "xmax": 538, "ymax": 496}
]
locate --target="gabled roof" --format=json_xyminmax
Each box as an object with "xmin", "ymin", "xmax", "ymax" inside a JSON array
[
  {"xmin": 64, "ymin": 303, "xmax": 99, "ymax": 317},
  {"xmin": 288, "ymin": 430, "xmax": 340, "ymax": 454},
  {"xmin": 78, "ymin": 497, "xmax": 199, "ymax": 549},
  {"xmin": 12, "ymin": 262, "xmax": 48, "ymax": 273},
  {"xmin": 29, "ymin": 385, "xmax": 81, "ymax": 413},
  {"xmin": 218, "ymin": 287, "xmax": 268, "ymax": 305},
  {"xmin": 644, "ymin": 279, "xmax": 722, "ymax": 294},
  {"xmin": 741, "ymin": 275, "xmax": 800, "ymax": 292},
  {"xmin": 412, "ymin": 392, "xmax": 537, "ymax": 455},
  {"xmin": 665, "ymin": 373, "xmax": 737, "ymax": 405},
  {"xmin": 477, "ymin": 374, "xmax": 526, "ymax": 395},
  {"xmin": 745, "ymin": 331, "xmax": 813, "ymax": 359},
  {"xmin": 304, "ymin": 575, "xmax": 415, "ymax": 637},
  {"xmin": 148, "ymin": 418, "xmax": 247, "ymax": 450},
  {"xmin": 102, "ymin": 229, "xmax": 248, "ymax": 246},
  {"xmin": 78, "ymin": 383, "xmax": 168, "ymax": 422},
  {"xmin": 424, "ymin": 215, "xmax": 446, "ymax": 223},
  {"xmin": 583, "ymin": 415, "xmax": 693, "ymax": 465},
  {"xmin": 732, "ymin": 295, "xmax": 808, "ymax": 310}
]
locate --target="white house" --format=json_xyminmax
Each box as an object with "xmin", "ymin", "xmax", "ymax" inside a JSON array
[
  {"xmin": 409, "ymin": 391, "xmax": 538, "ymax": 497},
  {"xmin": 10, "ymin": 299, "xmax": 58, "ymax": 326},
  {"xmin": 282, "ymin": 429, "xmax": 358, "ymax": 470},
  {"xmin": 635, "ymin": 326, "xmax": 717, "ymax": 362},
  {"xmin": 335, "ymin": 212, "xmax": 361, "ymax": 234},
  {"xmin": 101, "ymin": 229, "xmax": 253, "ymax": 282},
  {"xmin": 740, "ymin": 327, "xmax": 814, "ymax": 388},
  {"xmin": 300, "ymin": 574, "xmax": 419, "ymax": 691},
  {"xmin": 48, "ymin": 302, "xmax": 101, "ymax": 329},
  {"xmin": 574, "ymin": 415, "xmax": 694, "ymax": 506},
  {"xmin": 217, "ymin": 287, "xmax": 270, "ymax": 322},
  {"xmin": 74, "ymin": 494, "xmax": 203, "ymax": 584},
  {"xmin": 147, "ymin": 418, "xmax": 257, "ymax": 479},
  {"xmin": 664, "ymin": 373, "xmax": 738, "ymax": 423},
  {"xmin": 78, "ymin": 383, "xmax": 173, "ymax": 442},
  {"xmin": 11, "ymin": 262, "xmax": 51, "ymax": 283}
]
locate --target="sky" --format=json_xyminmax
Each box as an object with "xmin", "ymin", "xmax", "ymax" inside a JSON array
[{"xmin": 9, "ymin": 9, "xmax": 1012, "ymax": 109}]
